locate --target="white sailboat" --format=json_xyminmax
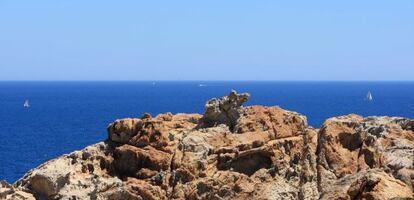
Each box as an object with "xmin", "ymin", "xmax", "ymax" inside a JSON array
[
  {"xmin": 24, "ymin": 100, "xmax": 30, "ymax": 108},
  {"xmin": 366, "ymin": 91, "xmax": 373, "ymax": 101}
]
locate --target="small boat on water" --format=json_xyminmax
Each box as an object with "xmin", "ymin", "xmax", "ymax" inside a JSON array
[
  {"xmin": 24, "ymin": 100, "xmax": 30, "ymax": 108},
  {"xmin": 366, "ymin": 91, "xmax": 373, "ymax": 101}
]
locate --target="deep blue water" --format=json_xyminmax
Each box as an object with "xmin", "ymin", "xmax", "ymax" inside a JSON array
[{"xmin": 1, "ymin": 81, "xmax": 414, "ymax": 183}]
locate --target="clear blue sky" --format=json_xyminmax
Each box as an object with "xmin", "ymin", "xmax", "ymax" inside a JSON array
[{"xmin": 0, "ymin": 1, "xmax": 413, "ymax": 81}]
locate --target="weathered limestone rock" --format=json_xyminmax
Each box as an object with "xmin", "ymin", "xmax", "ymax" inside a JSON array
[{"xmin": 2, "ymin": 91, "xmax": 414, "ymax": 199}]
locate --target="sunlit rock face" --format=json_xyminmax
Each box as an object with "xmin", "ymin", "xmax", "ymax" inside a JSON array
[
  {"xmin": 317, "ymin": 115, "xmax": 414, "ymax": 199},
  {"xmin": 2, "ymin": 91, "xmax": 414, "ymax": 200}
]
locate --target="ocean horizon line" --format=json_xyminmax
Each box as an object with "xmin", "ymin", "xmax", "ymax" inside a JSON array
[{"xmin": 1, "ymin": 80, "xmax": 414, "ymax": 83}]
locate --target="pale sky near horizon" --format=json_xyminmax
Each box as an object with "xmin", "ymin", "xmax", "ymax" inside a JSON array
[{"xmin": 0, "ymin": 1, "xmax": 413, "ymax": 81}]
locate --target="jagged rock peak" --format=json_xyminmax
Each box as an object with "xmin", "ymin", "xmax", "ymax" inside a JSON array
[{"xmin": 198, "ymin": 90, "xmax": 250, "ymax": 131}]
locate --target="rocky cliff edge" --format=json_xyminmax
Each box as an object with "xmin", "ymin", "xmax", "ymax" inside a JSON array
[{"xmin": 1, "ymin": 90, "xmax": 414, "ymax": 200}]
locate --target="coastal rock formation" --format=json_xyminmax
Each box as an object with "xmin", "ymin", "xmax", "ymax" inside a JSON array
[
  {"xmin": 317, "ymin": 115, "xmax": 414, "ymax": 199},
  {"xmin": 1, "ymin": 91, "xmax": 414, "ymax": 200},
  {"xmin": 198, "ymin": 90, "xmax": 250, "ymax": 131}
]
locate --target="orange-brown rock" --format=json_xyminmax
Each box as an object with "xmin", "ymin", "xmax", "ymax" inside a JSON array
[
  {"xmin": 113, "ymin": 145, "xmax": 172, "ymax": 177},
  {"xmin": 2, "ymin": 91, "xmax": 414, "ymax": 200},
  {"xmin": 235, "ymin": 105, "xmax": 308, "ymax": 138},
  {"xmin": 108, "ymin": 113, "xmax": 201, "ymax": 152},
  {"xmin": 320, "ymin": 169, "xmax": 412, "ymax": 200},
  {"xmin": 317, "ymin": 114, "xmax": 414, "ymax": 199}
]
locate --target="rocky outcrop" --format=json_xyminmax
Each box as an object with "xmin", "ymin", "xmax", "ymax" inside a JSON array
[
  {"xmin": 317, "ymin": 115, "xmax": 414, "ymax": 199},
  {"xmin": 198, "ymin": 90, "xmax": 250, "ymax": 131},
  {"xmin": 2, "ymin": 91, "xmax": 414, "ymax": 200},
  {"xmin": 13, "ymin": 142, "xmax": 124, "ymax": 200}
]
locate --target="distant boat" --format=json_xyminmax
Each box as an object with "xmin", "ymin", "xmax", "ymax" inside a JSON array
[
  {"xmin": 24, "ymin": 100, "xmax": 30, "ymax": 108},
  {"xmin": 366, "ymin": 91, "xmax": 373, "ymax": 101},
  {"xmin": 198, "ymin": 84, "xmax": 206, "ymax": 87}
]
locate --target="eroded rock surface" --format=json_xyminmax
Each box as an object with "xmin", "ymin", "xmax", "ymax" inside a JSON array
[
  {"xmin": 0, "ymin": 181, "xmax": 35, "ymax": 200},
  {"xmin": 198, "ymin": 90, "xmax": 250, "ymax": 131},
  {"xmin": 317, "ymin": 115, "xmax": 414, "ymax": 199},
  {"xmin": 2, "ymin": 91, "xmax": 414, "ymax": 200}
]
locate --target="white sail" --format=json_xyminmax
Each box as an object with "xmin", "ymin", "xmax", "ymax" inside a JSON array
[
  {"xmin": 24, "ymin": 100, "xmax": 30, "ymax": 108},
  {"xmin": 366, "ymin": 92, "xmax": 373, "ymax": 101}
]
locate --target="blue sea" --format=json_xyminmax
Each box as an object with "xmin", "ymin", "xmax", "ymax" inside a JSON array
[{"xmin": 1, "ymin": 81, "xmax": 414, "ymax": 183}]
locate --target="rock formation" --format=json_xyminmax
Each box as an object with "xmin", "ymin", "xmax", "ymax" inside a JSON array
[
  {"xmin": 198, "ymin": 90, "xmax": 250, "ymax": 131},
  {"xmin": 1, "ymin": 91, "xmax": 414, "ymax": 200},
  {"xmin": 317, "ymin": 115, "xmax": 414, "ymax": 199}
]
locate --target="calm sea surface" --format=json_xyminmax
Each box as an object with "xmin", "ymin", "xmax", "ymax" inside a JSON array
[{"xmin": 1, "ymin": 81, "xmax": 413, "ymax": 182}]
